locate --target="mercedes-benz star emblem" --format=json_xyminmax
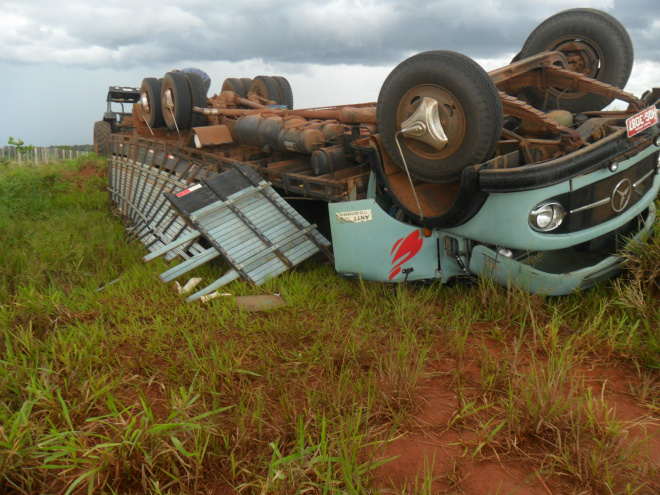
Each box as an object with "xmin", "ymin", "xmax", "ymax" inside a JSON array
[{"xmin": 611, "ymin": 178, "xmax": 632, "ymax": 213}]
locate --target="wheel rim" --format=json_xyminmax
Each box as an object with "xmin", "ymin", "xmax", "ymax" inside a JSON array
[
  {"xmin": 140, "ymin": 92, "xmax": 151, "ymax": 114},
  {"xmin": 546, "ymin": 35, "xmax": 604, "ymax": 100},
  {"xmin": 396, "ymin": 84, "xmax": 465, "ymax": 161},
  {"xmin": 163, "ymin": 87, "xmax": 176, "ymax": 123}
]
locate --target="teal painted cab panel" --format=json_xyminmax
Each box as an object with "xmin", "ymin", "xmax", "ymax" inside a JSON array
[{"xmin": 329, "ymin": 199, "xmax": 440, "ymax": 282}]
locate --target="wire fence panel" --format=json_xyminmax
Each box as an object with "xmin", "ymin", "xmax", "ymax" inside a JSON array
[{"xmin": 1, "ymin": 146, "xmax": 90, "ymax": 164}]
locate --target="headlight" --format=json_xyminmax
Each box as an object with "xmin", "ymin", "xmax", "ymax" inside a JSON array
[{"xmin": 529, "ymin": 202, "xmax": 565, "ymax": 231}]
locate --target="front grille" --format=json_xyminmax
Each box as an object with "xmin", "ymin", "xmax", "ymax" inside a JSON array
[{"xmin": 545, "ymin": 152, "xmax": 658, "ymax": 234}]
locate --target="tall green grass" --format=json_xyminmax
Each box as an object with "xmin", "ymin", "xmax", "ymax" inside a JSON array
[{"xmin": 1, "ymin": 158, "xmax": 659, "ymax": 494}]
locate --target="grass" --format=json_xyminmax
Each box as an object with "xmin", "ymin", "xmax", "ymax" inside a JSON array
[{"xmin": 1, "ymin": 157, "xmax": 659, "ymax": 494}]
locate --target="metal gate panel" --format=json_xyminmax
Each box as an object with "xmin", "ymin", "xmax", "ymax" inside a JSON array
[
  {"xmin": 107, "ymin": 141, "xmax": 207, "ymax": 261},
  {"xmin": 165, "ymin": 164, "xmax": 332, "ymax": 301},
  {"xmin": 107, "ymin": 138, "xmax": 333, "ymax": 299}
]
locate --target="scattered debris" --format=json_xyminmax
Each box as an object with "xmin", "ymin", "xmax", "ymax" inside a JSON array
[
  {"xmin": 199, "ymin": 292, "xmax": 233, "ymax": 303},
  {"xmin": 96, "ymin": 277, "xmax": 120, "ymax": 292},
  {"xmin": 234, "ymin": 295, "xmax": 287, "ymax": 312},
  {"xmin": 181, "ymin": 277, "xmax": 203, "ymax": 294},
  {"xmin": 199, "ymin": 292, "xmax": 286, "ymax": 312}
]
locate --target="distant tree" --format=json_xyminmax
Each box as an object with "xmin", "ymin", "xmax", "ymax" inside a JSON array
[{"xmin": 8, "ymin": 137, "xmax": 34, "ymax": 155}]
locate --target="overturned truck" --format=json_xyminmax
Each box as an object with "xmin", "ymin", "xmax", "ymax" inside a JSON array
[{"xmin": 96, "ymin": 9, "xmax": 660, "ymax": 300}]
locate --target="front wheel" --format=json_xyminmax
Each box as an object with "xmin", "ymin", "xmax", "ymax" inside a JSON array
[
  {"xmin": 518, "ymin": 8, "xmax": 634, "ymax": 112},
  {"xmin": 377, "ymin": 50, "xmax": 503, "ymax": 184}
]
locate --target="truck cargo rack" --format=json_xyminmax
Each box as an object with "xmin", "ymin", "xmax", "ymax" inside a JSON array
[
  {"xmin": 107, "ymin": 138, "xmax": 212, "ymax": 261},
  {"xmin": 108, "ymin": 135, "xmax": 333, "ymax": 297},
  {"xmin": 148, "ymin": 164, "xmax": 332, "ymax": 302}
]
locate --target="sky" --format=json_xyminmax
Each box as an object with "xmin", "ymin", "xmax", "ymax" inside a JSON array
[{"xmin": 0, "ymin": 0, "xmax": 659, "ymax": 147}]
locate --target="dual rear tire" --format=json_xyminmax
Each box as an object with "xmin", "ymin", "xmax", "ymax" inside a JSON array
[
  {"xmin": 221, "ymin": 75, "xmax": 294, "ymax": 109},
  {"xmin": 140, "ymin": 71, "xmax": 209, "ymax": 131},
  {"xmin": 161, "ymin": 72, "xmax": 192, "ymax": 131},
  {"xmin": 140, "ymin": 78, "xmax": 165, "ymax": 128},
  {"xmin": 247, "ymin": 76, "xmax": 294, "ymax": 109}
]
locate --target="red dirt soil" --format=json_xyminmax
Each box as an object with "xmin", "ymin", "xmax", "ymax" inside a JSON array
[{"xmin": 373, "ymin": 325, "xmax": 660, "ymax": 494}]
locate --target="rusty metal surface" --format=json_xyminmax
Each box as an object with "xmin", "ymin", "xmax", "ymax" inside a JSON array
[
  {"xmin": 397, "ymin": 85, "xmax": 466, "ymax": 162},
  {"xmin": 370, "ymin": 135, "xmax": 459, "ymax": 219},
  {"xmin": 235, "ymin": 96, "xmax": 269, "ymax": 109},
  {"xmin": 499, "ymin": 92, "xmax": 583, "ymax": 154},
  {"xmin": 193, "ymin": 105, "xmax": 378, "ymax": 125},
  {"xmin": 488, "ymin": 51, "xmax": 569, "ymax": 85},
  {"xmin": 491, "ymin": 56, "xmax": 643, "ymax": 112},
  {"xmin": 232, "ymin": 115, "xmax": 327, "ymax": 154},
  {"xmin": 109, "ymin": 133, "xmax": 370, "ymax": 203},
  {"xmin": 192, "ymin": 125, "xmax": 233, "ymax": 148},
  {"xmin": 542, "ymin": 66, "xmax": 643, "ymax": 110}
]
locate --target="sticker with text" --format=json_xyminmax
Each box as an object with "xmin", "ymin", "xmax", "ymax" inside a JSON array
[{"xmin": 335, "ymin": 209, "xmax": 373, "ymax": 223}]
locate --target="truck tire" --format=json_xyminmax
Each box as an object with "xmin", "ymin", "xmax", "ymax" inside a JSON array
[
  {"xmin": 93, "ymin": 121, "xmax": 112, "ymax": 156},
  {"xmin": 249, "ymin": 76, "xmax": 281, "ymax": 105},
  {"xmin": 184, "ymin": 72, "xmax": 208, "ymax": 128},
  {"xmin": 273, "ymin": 76, "xmax": 294, "ymax": 109},
  {"xmin": 162, "ymin": 72, "xmax": 192, "ymax": 131},
  {"xmin": 221, "ymin": 78, "xmax": 247, "ymax": 98},
  {"xmin": 377, "ymin": 50, "xmax": 503, "ymax": 183},
  {"xmin": 239, "ymin": 78, "xmax": 253, "ymax": 95},
  {"xmin": 519, "ymin": 8, "xmax": 634, "ymax": 112},
  {"xmin": 140, "ymin": 78, "xmax": 165, "ymax": 128}
]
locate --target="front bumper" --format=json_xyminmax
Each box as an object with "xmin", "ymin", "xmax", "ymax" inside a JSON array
[{"xmin": 468, "ymin": 204, "xmax": 657, "ymax": 295}]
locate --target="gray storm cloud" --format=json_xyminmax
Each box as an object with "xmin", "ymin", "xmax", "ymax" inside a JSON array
[
  {"xmin": 1, "ymin": 0, "xmax": 658, "ymax": 146},
  {"xmin": 1, "ymin": 0, "xmax": 657, "ymax": 69}
]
